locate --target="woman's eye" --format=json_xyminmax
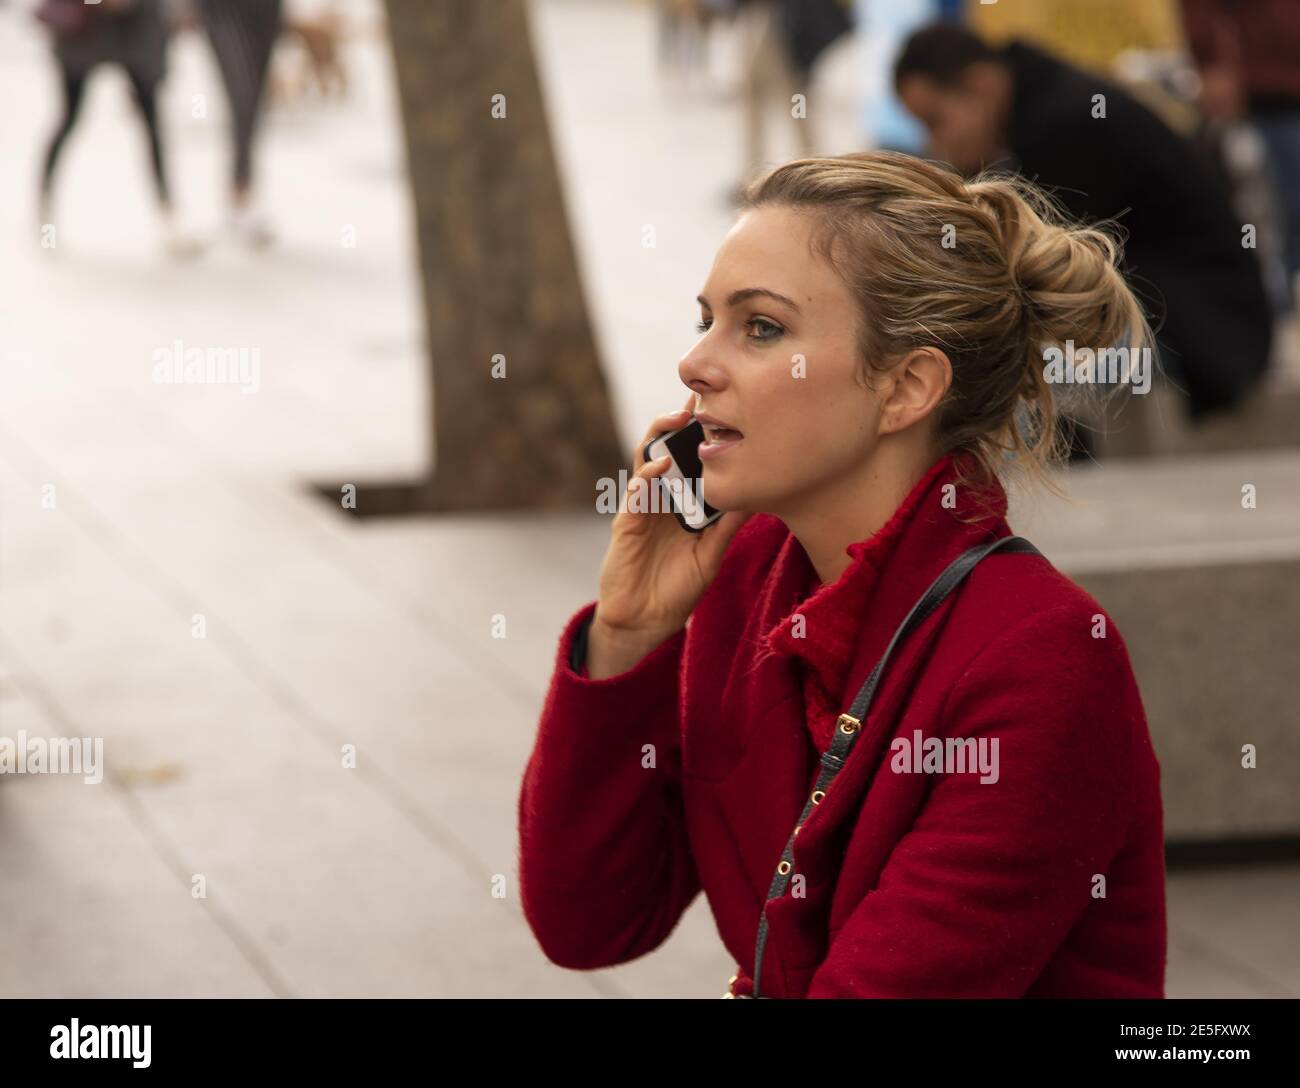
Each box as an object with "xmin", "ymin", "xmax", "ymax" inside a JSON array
[
  {"xmin": 747, "ymin": 318, "xmax": 784, "ymax": 341},
  {"xmin": 694, "ymin": 317, "xmax": 784, "ymax": 340}
]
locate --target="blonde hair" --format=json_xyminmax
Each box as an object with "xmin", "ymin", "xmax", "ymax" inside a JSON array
[{"xmin": 737, "ymin": 150, "xmax": 1155, "ymax": 515}]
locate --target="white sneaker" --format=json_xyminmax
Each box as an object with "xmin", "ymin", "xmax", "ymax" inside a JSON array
[
  {"xmin": 162, "ymin": 219, "xmax": 204, "ymax": 260},
  {"xmin": 228, "ymin": 205, "xmax": 274, "ymax": 249}
]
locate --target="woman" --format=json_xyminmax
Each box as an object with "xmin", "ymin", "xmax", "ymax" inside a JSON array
[
  {"xmin": 38, "ymin": 0, "xmax": 187, "ymax": 253},
  {"xmin": 517, "ymin": 151, "xmax": 1167, "ymax": 998}
]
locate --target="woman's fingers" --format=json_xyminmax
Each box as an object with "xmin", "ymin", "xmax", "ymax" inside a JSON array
[
  {"xmin": 633, "ymin": 404, "xmax": 694, "ymax": 471},
  {"xmin": 621, "ymin": 453, "xmax": 671, "ymax": 518}
]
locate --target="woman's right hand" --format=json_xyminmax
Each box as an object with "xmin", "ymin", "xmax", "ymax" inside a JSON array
[{"xmin": 587, "ymin": 394, "xmax": 752, "ymax": 677}]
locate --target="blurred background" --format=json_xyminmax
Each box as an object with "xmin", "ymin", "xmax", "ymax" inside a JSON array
[{"xmin": 0, "ymin": 0, "xmax": 1296, "ymax": 998}]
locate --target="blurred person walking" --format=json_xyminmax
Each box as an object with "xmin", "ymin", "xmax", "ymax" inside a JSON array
[
  {"xmin": 737, "ymin": 0, "xmax": 812, "ymax": 194},
  {"xmin": 656, "ymin": 0, "xmax": 711, "ymax": 90},
  {"xmin": 193, "ymin": 0, "xmax": 284, "ymax": 247},
  {"xmin": 732, "ymin": 0, "xmax": 851, "ymax": 200},
  {"xmin": 36, "ymin": 0, "xmax": 193, "ymax": 255},
  {"xmin": 895, "ymin": 23, "xmax": 1273, "ymax": 424},
  {"xmin": 1181, "ymin": 0, "xmax": 1300, "ymax": 316}
]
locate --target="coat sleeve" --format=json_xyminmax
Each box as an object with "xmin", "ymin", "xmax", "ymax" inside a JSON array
[
  {"xmin": 806, "ymin": 602, "xmax": 1141, "ymax": 998},
  {"xmin": 517, "ymin": 600, "xmax": 702, "ymax": 969}
]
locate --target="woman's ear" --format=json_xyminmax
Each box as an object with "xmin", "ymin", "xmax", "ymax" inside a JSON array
[{"xmin": 878, "ymin": 347, "xmax": 953, "ymax": 436}]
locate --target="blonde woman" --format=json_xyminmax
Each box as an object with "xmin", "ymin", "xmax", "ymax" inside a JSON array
[{"xmin": 518, "ymin": 151, "xmax": 1165, "ymax": 998}]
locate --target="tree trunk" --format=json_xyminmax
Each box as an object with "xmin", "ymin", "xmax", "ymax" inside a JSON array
[{"xmin": 359, "ymin": 0, "xmax": 624, "ymax": 515}]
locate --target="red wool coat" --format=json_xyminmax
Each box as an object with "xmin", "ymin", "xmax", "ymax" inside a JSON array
[{"xmin": 517, "ymin": 451, "xmax": 1167, "ymax": 998}]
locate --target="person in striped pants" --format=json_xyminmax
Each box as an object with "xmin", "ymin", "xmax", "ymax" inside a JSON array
[{"xmin": 195, "ymin": 0, "xmax": 284, "ymax": 247}]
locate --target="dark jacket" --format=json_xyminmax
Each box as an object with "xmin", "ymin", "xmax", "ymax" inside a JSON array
[
  {"xmin": 1002, "ymin": 39, "xmax": 1272, "ymax": 419},
  {"xmin": 518, "ymin": 450, "xmax": 1166, "ymax": 997},
  {"xmin": 49, "ymin": 0, "xmax": 169, "ymax": 86}
]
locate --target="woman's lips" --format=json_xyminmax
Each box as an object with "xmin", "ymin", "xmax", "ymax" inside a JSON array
[{"xmin": 699, "ymin": 428, "xmax": 743, "ymax": 461}]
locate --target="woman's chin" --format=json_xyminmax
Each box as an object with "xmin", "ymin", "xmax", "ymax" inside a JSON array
[
  {"xmin": 699, "ymin": 483, "xmax": 730, "ymax": 512},
  {"xmin": 699, "ymin": 477, "xmax": 741, "ymax": 514},
  {"xmin": 701, "ymin": 458, "xmax": 770, "ymax": 514}
]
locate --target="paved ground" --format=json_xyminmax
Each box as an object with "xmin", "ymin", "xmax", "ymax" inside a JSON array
[{"xmin": 0, "ymin": 0, "xmax": 1295, "ymax": 998}]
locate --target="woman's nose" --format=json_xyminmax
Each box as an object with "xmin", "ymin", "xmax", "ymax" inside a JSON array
[{"xmin": 678, "ymin": 338, "xmax": 727, "ymax": 395}]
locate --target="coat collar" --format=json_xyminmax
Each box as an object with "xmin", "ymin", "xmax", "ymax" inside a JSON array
[{"xmin": 756, "ymin": 449, "xmax": 1011, "ymax": 716}]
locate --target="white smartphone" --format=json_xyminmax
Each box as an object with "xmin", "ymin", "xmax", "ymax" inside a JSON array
[{"xmin": 642, "ymin": 417, "xmax": 725, "ymax": 533}]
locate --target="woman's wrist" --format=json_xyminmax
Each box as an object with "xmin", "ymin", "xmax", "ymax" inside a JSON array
[{"xmin": 586, "ymin": 614, "xmax": 679, "ymax": 680}]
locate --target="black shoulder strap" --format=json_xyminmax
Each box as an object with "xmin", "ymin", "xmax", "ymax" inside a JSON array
[{"xmin": 750, "ymin": 534, "xmax": 1042, "ymax": 998}]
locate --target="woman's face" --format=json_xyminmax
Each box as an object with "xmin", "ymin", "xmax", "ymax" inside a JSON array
[{"xmin": 679, "ymin": 205, "xmax": 885, "ymax": 515}]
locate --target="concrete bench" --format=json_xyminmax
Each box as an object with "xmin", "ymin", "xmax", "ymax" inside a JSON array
[
  {"xmin": 1094, "ymin": 323, "xmax": 1300, "ymax": 460},
  {"xmin": 1007, "ymin": 451, "xmax": 1300, "ymax": 849}
]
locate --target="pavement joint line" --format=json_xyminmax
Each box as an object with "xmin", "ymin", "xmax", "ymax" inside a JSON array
[
  {"xmin": 1, "ymin": 341, "xmax": 556, "ymax": 713},
  {"xmin": 1166, "ymin": 914, "xmax": 1299, "ymax": 999},
  {"xmin": 0, "ymin": 635, "xmax": 295, "ymax": 999},
  {"xmin": 0, "ymin": 424, "xmax": 510, "ymax": 899},
  {"xmin": 2, "ymin": 436, "xmax": 623, "ymax": 998}
]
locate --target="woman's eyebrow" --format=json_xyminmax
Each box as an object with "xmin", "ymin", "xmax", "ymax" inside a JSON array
[{"xmin": 697, "ymin": 288, "xmax": 802, "ymax": 313}]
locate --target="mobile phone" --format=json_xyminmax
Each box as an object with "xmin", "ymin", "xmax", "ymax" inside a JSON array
[{"xmin": 642, "ymin": 417, "xmax": 725, "ymax": 533}]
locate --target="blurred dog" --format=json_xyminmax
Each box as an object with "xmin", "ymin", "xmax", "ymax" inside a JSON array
[{"xmin": 269, "ymin": 9, "xmax": 347, "ymax": 104}]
